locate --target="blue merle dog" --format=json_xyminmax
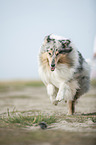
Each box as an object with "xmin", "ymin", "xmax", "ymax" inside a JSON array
[{"xmin": 38, "ymin": 34, "xmax": 90, "ymax": 115}]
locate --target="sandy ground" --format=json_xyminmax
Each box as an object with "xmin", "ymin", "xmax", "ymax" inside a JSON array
[
  {"xmin": 0, "ymin": 85, "xmax": 96, "ymax": 145},
  {"xmin": 0, "ymin": 86, "xmax": 96, "ymax": 130}
]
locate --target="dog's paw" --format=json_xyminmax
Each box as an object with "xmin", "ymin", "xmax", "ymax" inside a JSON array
[
  {"xmin": 53, "ymin": 100, "xmax": 59, "ymax": 106},
  {"xmin": 67, "ymin": 112, "xmax": 73, "ymax": 115},
  {"xmin": 56, "ymin": 96, "xmax": 63, "ymax": 102}
]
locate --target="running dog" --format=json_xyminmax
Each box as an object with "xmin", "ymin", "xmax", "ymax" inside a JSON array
[{"xmin": 38, "ymin": 34, "xmax": 90, "ymax": 115}]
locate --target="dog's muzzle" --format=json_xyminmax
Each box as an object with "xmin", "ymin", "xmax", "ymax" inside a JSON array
[{"xmin": 51, "ymin": 64, "xmax": 55, "ymax": 71}]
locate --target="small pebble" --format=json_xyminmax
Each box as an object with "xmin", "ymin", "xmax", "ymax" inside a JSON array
[{"xmin": 39, "ymin": 122, "xmax": 47, "ymax": 129}]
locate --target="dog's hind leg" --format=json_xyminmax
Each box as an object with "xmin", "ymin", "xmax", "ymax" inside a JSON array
[{"xmin": 67, "ymin": 100, "xmax": 75, "ymax": 115}]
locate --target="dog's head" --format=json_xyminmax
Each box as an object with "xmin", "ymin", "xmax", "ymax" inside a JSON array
[{"xmin": 42, "ymin": 34, "xmax": 73, "ymax": 71}]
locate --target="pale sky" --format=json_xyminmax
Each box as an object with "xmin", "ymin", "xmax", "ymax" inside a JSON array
[{"xmin": 0, "ymin": 0, "xmax": 96, "ymax": 80}]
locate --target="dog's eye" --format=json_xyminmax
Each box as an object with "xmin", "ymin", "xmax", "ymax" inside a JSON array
[{"xmin": 49, "ymin": 53, "xmax": 51, "ymax": 55}]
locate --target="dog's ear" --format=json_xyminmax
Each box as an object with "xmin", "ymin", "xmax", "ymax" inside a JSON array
[
  {"xmin": 60, "ymin": 39, "xmax": 72, "ymax": 53},
  {"xmin": 43, "ymin": 35, "xmax": 50, "ymax": 46},
  {"xmin": 47, "ymin": 35, "xmax": 51, "ymax": 42},
  {"xmin": 62, "ymin": 39, "xmax": 71, "ymax": 48},
  {"xmin": 66, "ymin": 39, "xmax": 71, "ymax": 45},
  {"xmin": 44, "ymin": 35, "xmax": 51, "ymax": 43}
]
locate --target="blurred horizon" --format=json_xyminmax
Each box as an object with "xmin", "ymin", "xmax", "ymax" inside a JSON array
[{"xmin": 0, "ymin": 0, "xmax": 96, "ymax": 80}]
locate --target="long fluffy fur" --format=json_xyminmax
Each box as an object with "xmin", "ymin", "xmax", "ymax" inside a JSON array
[{"xmin": 38, "ymin": 34, "xmax": 90, "ymax": 114}]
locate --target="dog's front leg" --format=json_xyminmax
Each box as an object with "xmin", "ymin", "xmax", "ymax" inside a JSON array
[
  {"xmin": 55, "ymin": 83, "xmax": 65, "ymax": 102},
  {"xmin": 55, "ymin": 83, "xmax": 73, "ymax": 102},
  {"xmin": 47, "ymin": 84, "xmax": 58, "ymax": 105}
]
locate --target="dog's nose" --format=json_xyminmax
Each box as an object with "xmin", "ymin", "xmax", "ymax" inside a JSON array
[{"xmin": 51, "ymin": 64, "xmax": 55, "ymax": 67}]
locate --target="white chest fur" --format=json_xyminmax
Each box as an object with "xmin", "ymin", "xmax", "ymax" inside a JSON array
[{"xmin": 39, "ymin": 63, "xmax": 75, "ymax": 88}]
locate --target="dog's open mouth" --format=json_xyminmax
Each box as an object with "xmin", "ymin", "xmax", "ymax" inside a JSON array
[{"xmin": 51, "ymin": 67, "xmax": 55, "ymax": 71}]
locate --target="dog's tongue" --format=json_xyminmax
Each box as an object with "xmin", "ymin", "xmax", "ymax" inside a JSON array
[{"xmin": 51, "ymin": 67, "xmax": 55, "ymax": 71}]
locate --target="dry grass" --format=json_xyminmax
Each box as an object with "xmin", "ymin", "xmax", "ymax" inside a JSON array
[{"xmin": 0, "ymin": 109, "xmax": 56, "ymax": 128}]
